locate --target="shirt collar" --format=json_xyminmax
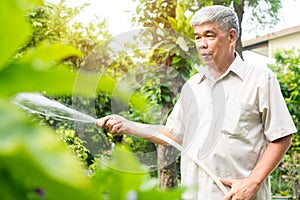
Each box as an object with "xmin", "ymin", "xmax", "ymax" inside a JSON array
[
  {"xmin": 226, "ymin": 53, "xmax": 245, "ymax": 80},
  {"xmin": 194, "ymin": 53, "xmax": 245, "ymax": 83},
  {"xmin": 194, "ymin": 65, "xmax": 213, "ymax": 83}
]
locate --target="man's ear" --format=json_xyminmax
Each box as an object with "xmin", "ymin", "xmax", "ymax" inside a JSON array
[{"xmin": 228, "ymin": 28, "xmax": 237, "ymax": 43}]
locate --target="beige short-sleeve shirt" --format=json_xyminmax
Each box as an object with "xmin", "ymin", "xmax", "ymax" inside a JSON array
[{"xmin": 166, "ymin": 54, "xmax": 297, "ymax": 200}]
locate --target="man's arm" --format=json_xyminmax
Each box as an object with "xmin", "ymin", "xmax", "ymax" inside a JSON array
[
  {"xmin": 221, "ymin": 134, "xmax": 293, "ymax": 200},
  {"xmin": 95, "ymin": 114, "xmax": 182, "ymax": 145}
]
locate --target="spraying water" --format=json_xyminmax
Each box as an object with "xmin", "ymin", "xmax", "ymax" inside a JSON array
[{"xmin": 13, "ymin": 93, "xmax": 96, "ymax": 123}]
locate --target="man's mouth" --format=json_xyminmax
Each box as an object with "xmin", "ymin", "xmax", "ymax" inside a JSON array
[{"xmin": 200, "ymin": 53, "xmax": 211, "ymax": 58}]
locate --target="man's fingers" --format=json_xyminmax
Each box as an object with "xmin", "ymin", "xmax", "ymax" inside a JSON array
[
  {"xmin": 110, "ymin": 122, "xmax": 123, "ymax": 134},
  {"xmin": 95, "ymin": 115, "xmax": 128, "ymax": 134},
  {"xmin": 223, "ymin": 193, "xmax": 233, "ymax": 200},
  {"xmin": 95, "ymin": 115, "xmax": 125, "ymax": 134},
  {"xmin": 95, "ymin": 118, "xmax": 107, "ymax": 128},
  {"xmin": 95, "ymin": 119, "xmax": 103, "ymax": 127},
  {"xmin": 220, "ymin": 178, "xmax": 233, "ymax": 187},
  {"xmin": 106, "ymin": 118, "xmax": 121, "ymax": 128},
  {"xmin": 95, "ymin": 115, "xmax": 114, "ymax": 128}
]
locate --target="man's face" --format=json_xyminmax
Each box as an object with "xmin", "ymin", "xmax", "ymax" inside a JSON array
[{"xmin": 193, "ymin": 22, "xmax": 234, "ymax": 70}]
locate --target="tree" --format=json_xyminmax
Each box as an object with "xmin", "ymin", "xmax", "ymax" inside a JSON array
[{"xmin": 21, "ymin": 0, "xmax": 111, "ymax": 67}]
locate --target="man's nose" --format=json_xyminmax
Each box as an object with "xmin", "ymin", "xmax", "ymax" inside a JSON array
[{"xmin": 197, "ymin": 38, "xmax": 208, "ymax": 49}]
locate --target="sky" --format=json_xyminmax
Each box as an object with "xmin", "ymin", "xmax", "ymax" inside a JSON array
[
  {"xmin": 47, "ymin": 0, "xmax": 300, "ymax": 40},
  {"xmin": 47, "ymin": 0, "xmax": 139, "ymax": 35}
]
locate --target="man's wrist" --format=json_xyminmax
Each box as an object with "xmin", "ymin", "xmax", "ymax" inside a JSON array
[{"xmin": 247, "ymin": 174, "xmax": 264, "ymax": 187}]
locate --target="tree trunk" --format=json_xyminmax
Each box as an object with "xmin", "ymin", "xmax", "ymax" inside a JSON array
[
  {"xmin": 157, "ymin": 77, "xmax": 184, "ymax": 189},
  {"xmin": 157, "ymin": 145, "xmax": 179, "ymax": 189},
  {"xmin": 147, "ymin": 0, "xmax": 180, "ymax": 190},
  {"xmin": 157, "ymin": 62, "xmax": 182, "ymax": 189},
  {"xmin": 233, "ymin": 0, "xmax": 245, "ymax": 59}
]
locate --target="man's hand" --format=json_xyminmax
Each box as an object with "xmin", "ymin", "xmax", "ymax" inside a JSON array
[
  {"xmin": 221, "ymin": 177, "xmax": 261, "ymax": 200},
  {"xmin": 95, "ymin": 115, "xmax": 132, "ymax": 134}
]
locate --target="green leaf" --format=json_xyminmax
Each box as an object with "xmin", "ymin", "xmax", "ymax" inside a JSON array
[
  {"xmin": 0, "ymin": 0, "xmax": 31, "ymax": 69},
  {"xmin": 168, "ymin": 16, "xmax": 177, "ymax": 30},
  {"xmin": 234, "ymin": 0, "xmax": 241, "ymax": 4},
  {"xmin": 0, "ymin": 41, "xmax": 83, "ymax": 98},
  {"xmin": 129, "ymin": 92, "xmax": 148, "ymax": 112},
  {"xmin": 21, "ymin": 41, "xmax": 83, "ymax": 70},
  {"xmin": 138, "ymin": 188, "xmax": 183, "ymax": 200},
  {"xmin": 161, "ymin": 94, "xmax": 171, "ymax": 103},
  {"xmin": 0, "ymin": 100, "xmax": 98, "ymax": 200},
  {"xmin": 106, "ymin": 145, "xmax": 146, "ymax": 173},
  {"xmin": 92, "ymin": 145, "xmax": 146, "ymax": 200},
  {"xmin": 0, "ymin": 63, "xmax": 77, "ymax": 97},
  {"xmin": 175, "ymin": 4, "xmax": 185, "ymax": 21},
  {"xmin": 172, "ymin": 56, "xmax": 183, "ymax": 64}
]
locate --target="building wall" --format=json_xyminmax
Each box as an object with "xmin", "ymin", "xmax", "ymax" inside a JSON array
[{"xmin": 269, "ymin": 32, "xmax": 300, "ymax": 57}]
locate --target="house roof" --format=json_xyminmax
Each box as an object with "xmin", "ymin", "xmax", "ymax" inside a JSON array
[{"xmin": 242, "ymin": 25, "xmax": 300, "ymax": 56}]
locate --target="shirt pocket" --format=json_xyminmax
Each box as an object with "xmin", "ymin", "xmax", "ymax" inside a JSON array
[{"xmin": 222, "ymin": 102, "xmax": 260, "ymax": 137}]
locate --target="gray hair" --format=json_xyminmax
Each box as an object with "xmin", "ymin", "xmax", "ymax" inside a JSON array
[{"xmin": 190, "ymin": 5, "xmax": 239, "ymax": 39}]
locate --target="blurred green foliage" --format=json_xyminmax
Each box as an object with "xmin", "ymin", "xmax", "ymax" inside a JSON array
[
  {"xmin": 270, "ymin": 48, "xmax": 300, "ymax": 153},
  {"xmin": 269, "ymin": 48, "xmax": 300, "ymax": 199},
  {"xmin": 0, "ymin": 0, "xmax": 184, "ymax": 199}
]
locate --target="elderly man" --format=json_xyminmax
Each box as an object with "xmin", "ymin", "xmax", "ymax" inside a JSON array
[{"xmin": 96, "ymin": 5, "xmax": 296, "ymax": 200}]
